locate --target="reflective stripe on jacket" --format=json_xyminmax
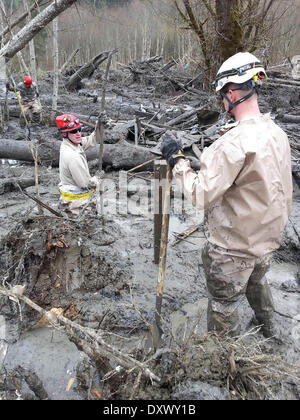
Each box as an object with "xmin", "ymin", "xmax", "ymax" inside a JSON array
[
  {"xmin": 59, "ymin": 187, "xmax": 95, "ymax": 201},
  {"xmin": 173, "ymin": 114, "xmax": 293, "ymax": 257}
]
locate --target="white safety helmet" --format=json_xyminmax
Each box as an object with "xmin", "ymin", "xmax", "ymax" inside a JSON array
[{"xmin": 213, "ymin": 52, "xmax": 267, "ymax": 92}]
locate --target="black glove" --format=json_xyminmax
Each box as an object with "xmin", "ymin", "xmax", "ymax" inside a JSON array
[
  {"xmin": 5, "ymin": 82, "xmax": 10, "ymax": 90},
  {"xmin": 160, "ymin": 137, "xmax": 185, "ymax": 168}
]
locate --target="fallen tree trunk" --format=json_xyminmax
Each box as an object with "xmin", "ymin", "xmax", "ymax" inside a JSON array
[
  {"xmin": 0, "ymin": 138, "xmax": 158, "ymax": 169},
  {"xmin": 0, "ymin": 138, "xmax": 61, "ymax": 165},
  {"xmin": 279, "ymin": 114, "xmax": 300, "ymax": 124},
  {"xmin": 167, "ymin": 107, "xmax": 204, "ymax": 127},
  {"xmin": 65, "ymin": 49, "xmax": 117, "ymax": 91},
  {"xmin": 0, "ymin": 177, "xmax": 37, "ymax": 194},
  {"xmin": 0, "ymin": 138, "xmax": 200, "ymax": 170},
  {"xmin": 111, "ymin": 87, "xmax": 131, "ymax": 99}
]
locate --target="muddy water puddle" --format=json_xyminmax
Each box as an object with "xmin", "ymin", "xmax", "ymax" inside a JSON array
[
  {"xmin": 0, "ymin": 163, "xmax": 299, "ymax": 399},
  {"xmin": 3, "ymin": 327, "xmax": 85, "ymax": 400},
  {"xmin": 2, "ymin": 259, "xmax": 299, "ymax": 400}
]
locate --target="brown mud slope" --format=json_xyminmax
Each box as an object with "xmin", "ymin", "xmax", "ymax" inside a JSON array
[
  {"xmin": 1, "ymin": 216, "xmax": 131, "ymax": 310},
  {"xmin": 0, "ymin": 210, "xmax": 299, "ymax": 400}
]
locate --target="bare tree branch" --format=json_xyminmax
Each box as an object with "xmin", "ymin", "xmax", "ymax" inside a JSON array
[
  {"xmin": 175, "ymin": 0, "xmax": 212, "ymax": 75},
  {"xmin": 174, "ymin": 0, "xmax": 285, "ymax": 76},
  {"xmin": 0, "ymin": 0, "xmax": 77, "ymax": 62},
  {"xmin": 0, "ymin": 285, "xmax": 161, "ymax": 383},
  {"xmin": 201, "ymin": 0, "xmax": 216, "ymax": 18},
  {"xmin": 0, "ymin": 0, "xmax": 47, "ymax": 40}
]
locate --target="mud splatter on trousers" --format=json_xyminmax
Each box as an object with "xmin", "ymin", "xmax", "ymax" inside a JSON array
[
  {"xmin": 21, "ymin": 99, "xmax": 42, "ymax": 123},
  {"xmin": 201, "ymin": 242, "xmax": 275, "ymax": 336}
]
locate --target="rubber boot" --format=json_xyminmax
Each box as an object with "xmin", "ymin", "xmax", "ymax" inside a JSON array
[
  {"xmin": 207, "ymin": 300, "xmax": 241, "ymax": 337},
  {"xmin": 251, "ymin": 315, "xmax": 275, "ymax": 338},
  {"xmin": 246, "ymin": 263, "xmax": 275, "ymax": 339}
]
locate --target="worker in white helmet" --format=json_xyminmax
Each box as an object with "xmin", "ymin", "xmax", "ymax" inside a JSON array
[{"xmin": 160, "ymin": 52, "xmax": 293, "ymax": 338}]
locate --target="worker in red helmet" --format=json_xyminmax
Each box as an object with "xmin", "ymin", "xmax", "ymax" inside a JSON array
[
  {"xmin": 7, "ymin": 75, "xmax": 42, "ymax": 123},
  {"xmin": 23, "ymin": 76, "xmax": 32, "ymax": 87},
  {"xmin": 56, "ymin": 114, "xmax": 102, "ymax": 215}
]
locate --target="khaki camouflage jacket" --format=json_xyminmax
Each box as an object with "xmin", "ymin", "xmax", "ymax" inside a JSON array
[{"xmin": 173, "ymin": 114, "xmax": 293, "ymax": 257}]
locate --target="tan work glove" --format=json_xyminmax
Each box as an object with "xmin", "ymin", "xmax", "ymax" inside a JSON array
[
  {"xmin": 88, "ymin": 176, "xmax": 99, "ymax": 189},
  {"xmin": 96, "ymin": 111, "xmax": 110, "ymax": 130}
]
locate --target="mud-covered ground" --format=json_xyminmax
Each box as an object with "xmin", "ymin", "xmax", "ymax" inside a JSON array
[{"xmin": 0, "ymin": 65, "xmax": 299, "ymax": 400}]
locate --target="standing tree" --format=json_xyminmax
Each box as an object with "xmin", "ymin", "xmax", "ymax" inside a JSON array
[
  {"xmin": 0, "ymin": 0, "xmax": 44, "ymax": 42},
  {"xmin": 24, "ymin": 0, "xmax": 38, "ymax": 82},
  {"xmin": 52, "ymin": 17, "xmax": 58, "ymax": 116},
  {"xmin": 0, "ymin": 0, "xmax": 30, "ymax": 75},
  {"xmin": 174, "ymin": 0, "xmax": 287, "ymax": 83}
]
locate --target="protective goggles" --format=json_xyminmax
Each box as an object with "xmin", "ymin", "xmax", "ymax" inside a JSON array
[
  {"xmin": 68, "ymin": 127, "xmax": 82, "ymax": 134},
  {"xmin": 63, "ymin": 118, "xmax": 80, "ymax": 129}
]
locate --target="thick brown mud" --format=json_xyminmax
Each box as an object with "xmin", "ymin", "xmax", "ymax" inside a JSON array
[{"xmin": 0, "ymin": 67, "xmax": 299, "ymax": 400}]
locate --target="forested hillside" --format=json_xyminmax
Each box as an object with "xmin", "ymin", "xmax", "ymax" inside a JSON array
[{"xmin": 2, "ymin": 0, "xmax": 300, "ymax": 79}]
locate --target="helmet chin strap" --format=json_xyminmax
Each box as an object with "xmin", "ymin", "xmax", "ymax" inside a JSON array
[
  {"xmin": 63, "ymin": 132, "xmax": 76, "ymax": 145},
  {"xmin": 221, "ymin": 85, "xmax": 257, "ymax": 117},
  {"xmin": 64, "ymin": 132, "xmax": 82, "ymax": 146}
]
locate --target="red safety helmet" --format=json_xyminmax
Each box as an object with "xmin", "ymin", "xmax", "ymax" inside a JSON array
[
  {"xmin": 23, "ymin": 76, "xmax": 32, "ymax": 87},
  {"xmin": 56, "ymin": 114, "xmax": 81, "ymax": 133}
]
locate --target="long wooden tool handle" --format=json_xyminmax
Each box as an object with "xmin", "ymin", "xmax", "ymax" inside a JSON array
[
  {"xmin": 16, "ymin": 183, "xmax": 63, "ymax": 217},
  {"xmin": 127, "ymin": 156, "xmax": 162, "ymax": 174},
  {"xmin": 155, "ymin": 165, "xmax": 172, "ymax": 325},
  {"xmin": 98, "ymin": 52, "xmax": 113, "ymax": 171},
  {"xmin": 192, "ymin": 143, "xmax": 202, "ymax": 160}
]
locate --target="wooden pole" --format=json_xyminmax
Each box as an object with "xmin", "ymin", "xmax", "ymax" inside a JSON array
[
  {"xmin": 127, "ymin": 156, "xmax": 161, "ymax": 174},
  {"xmin": 134, "ymin": 117, "xmax": 139, "ymax": 146},
  {"xmin": 30, "ymin": 144, "xmax": 43, "ymax": 215},
  {"xmin": 98, "ymin": 51, "xmax": 113, "ymax": 171},
  {"xmin": 154, "ymin": 160, "xmax": 167, "ymax": 264},
  {"xmin": 153, "ymin": 164, "xmax": 172, "ymax": 346},
  {"xmin": 97, "ymin": 50, "xmax": 116, "ymax": 222}
]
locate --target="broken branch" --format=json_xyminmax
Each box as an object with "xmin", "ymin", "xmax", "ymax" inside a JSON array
[{"xmin": 0, "ymin": 285, "xmax": 160, "ymax": 383}]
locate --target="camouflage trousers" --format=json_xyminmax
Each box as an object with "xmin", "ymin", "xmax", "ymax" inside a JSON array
[
  {"xmin": 59, "ymin": 196, "xmax": 96, "ymax": 217},
  {"xmin": 21, "ymin": 99, "xmax": 42, "ymax": 123},
  {"xmin": 202, "ymin": 242, "xmax": 274, "ymax": 336}
]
